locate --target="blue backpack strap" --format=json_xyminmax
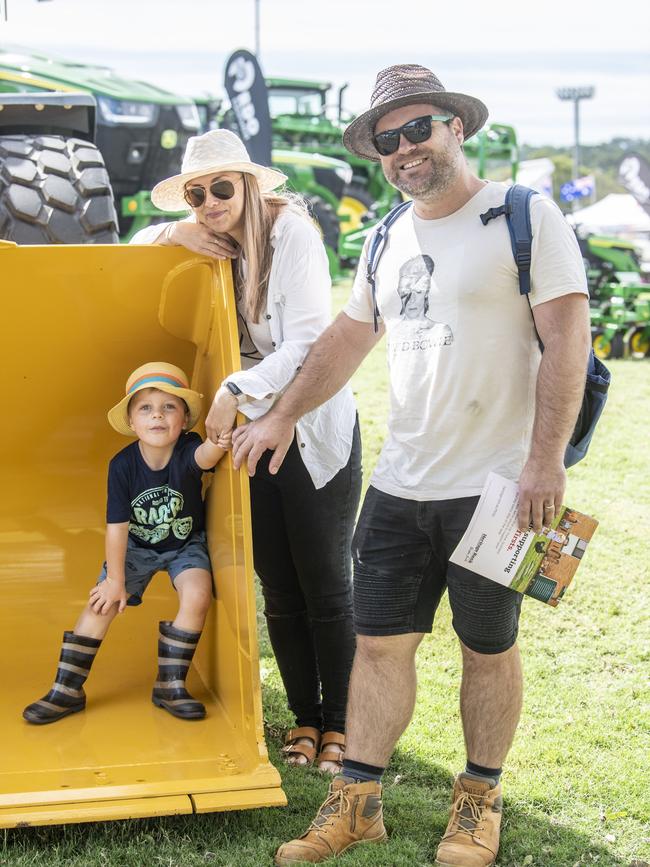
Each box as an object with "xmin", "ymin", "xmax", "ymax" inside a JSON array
[
  {"xmin": 480, "ymin": 184, "xmax": 536, "ymax": 295},
  {"xmin": 480, "ymin": 183, "xmax": 610, "ymax": 468},
  {"xmin": 366, "ymin": 200, "xmax": 413, "ymax": 332}
]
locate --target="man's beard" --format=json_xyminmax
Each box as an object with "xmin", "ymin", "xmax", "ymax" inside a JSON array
[{"xmin": 385, "ymin": 139, "xmax": 461, "ymax": 200}]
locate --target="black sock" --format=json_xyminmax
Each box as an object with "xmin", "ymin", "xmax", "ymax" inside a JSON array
[
  {"xmin": 341, "ymin": 758, "xmax": 385, "ymax": 783},
  {"xmin": 465, "ymin": 760, "xmax": 502, "ymax": 784}
]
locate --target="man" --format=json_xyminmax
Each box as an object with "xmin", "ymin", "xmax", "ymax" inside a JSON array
[{"xmin": 232, "ymin": 64, "xmax": 591, "ymax": 866}]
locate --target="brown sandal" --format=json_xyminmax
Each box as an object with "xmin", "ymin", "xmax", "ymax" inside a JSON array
[
  {"xmin": 281, "ymin": 726, "xmax": 321, "ymax": 766},
  {"xmin": 317, "ymin": 731, "xmax": 346, "ymax": 773}
]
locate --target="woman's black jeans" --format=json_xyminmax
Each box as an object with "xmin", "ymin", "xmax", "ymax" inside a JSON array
[{"xmin": 249, "ymin": 418, "xmax": 361, "ymax": 735}]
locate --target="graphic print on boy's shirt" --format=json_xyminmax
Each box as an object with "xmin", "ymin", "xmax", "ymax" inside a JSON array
[{"xmin": 128, "ymin": 486, "xmax": 192, "ymax": 545}]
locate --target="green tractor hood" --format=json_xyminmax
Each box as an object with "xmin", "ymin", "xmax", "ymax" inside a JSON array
[{"xmin": 0, "ymin": 45, "xmax": 191, "ymax": 105}]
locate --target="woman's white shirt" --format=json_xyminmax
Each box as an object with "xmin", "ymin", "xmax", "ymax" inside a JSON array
[{"xmin": 130, "ymin": 210, "xmax": 357, "ymax": 489}]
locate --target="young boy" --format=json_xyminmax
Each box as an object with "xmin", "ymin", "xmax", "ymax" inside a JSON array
[{"xmin": 23, "ymin": 362, "xmax": 231, "ymax": 725}]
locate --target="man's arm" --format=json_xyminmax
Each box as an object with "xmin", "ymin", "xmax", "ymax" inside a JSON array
[
  {"xmin": 232, "ymin": 312, "xmax": 383, "ymax": 476},
  {"xmin": 517, "ymin": 292, "xmax": 591, "ymax": 531}
]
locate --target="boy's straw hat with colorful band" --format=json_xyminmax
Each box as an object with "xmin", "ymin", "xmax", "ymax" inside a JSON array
[{"xmin": 108, "ymin": 362, "xmax": 203, "ymax": 437}]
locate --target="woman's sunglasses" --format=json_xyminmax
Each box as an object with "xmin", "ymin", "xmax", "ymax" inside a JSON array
[
  {"xmin": 372, "ymin": 114, "xmax": 453, "ymax": 157},
  {"xmin": 183, "ymin": 178, "xmax": 239, "ymax": 208}
]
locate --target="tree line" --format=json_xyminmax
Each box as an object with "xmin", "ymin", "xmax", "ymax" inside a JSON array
[{"xmin": 519, "ymin": 138, "xmax": 650, "ymax": 211}]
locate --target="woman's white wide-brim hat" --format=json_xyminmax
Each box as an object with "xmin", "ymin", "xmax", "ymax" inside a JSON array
[{"xmin": 151, "ymin": 129, "xmax": 288, "ymax": 212}]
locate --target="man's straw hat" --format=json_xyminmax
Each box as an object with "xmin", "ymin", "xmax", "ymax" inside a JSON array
[{"xmin": 343, "ymin": 64, "xmax": 488, "ymax": 161}]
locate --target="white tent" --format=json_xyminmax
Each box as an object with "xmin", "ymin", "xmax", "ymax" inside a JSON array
[{"xmin": 568, "ymin": 194, "xmax": 650, "ymax": 234}]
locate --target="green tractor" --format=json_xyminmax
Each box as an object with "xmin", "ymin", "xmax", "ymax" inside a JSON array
[
  {"xmin": 573, "ymin": 228, "xmax": 649, "ymax": 359},
  {"xmin": 0, "ymin": 45, "xmax": 201, "ymax": 241},
  {"xmin": 265, "ymin": 76, "xmax": 399, "ymax": 232},
  {"xmin": 589, "ymin": 277, "xmax": 650, "ymax": 360},
  {"xmin": 216, "ymin": 80, "xmax": 354, "ymax": 275},
  {"xmin": 575, "ymin": 231, "xmax": 643, "ymax": 298}
]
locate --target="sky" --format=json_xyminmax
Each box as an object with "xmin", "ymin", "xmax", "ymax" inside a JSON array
[{"xmin": 1, "ymin": 0, "xmax": 649, "ymax": 146}]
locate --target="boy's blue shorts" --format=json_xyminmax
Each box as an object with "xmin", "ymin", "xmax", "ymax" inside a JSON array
[{"xmin": 97, "ymin": 531, "xmax": 212, "ymax": 606}]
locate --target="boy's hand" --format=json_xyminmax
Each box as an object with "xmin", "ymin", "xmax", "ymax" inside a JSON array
[
  {"xmin": 216, "ymin": 430, "xmax": 232, "ymax": 450},
  {"xmin": 89, "ymin": 577, "xmax": 127, "ymax": 615}
]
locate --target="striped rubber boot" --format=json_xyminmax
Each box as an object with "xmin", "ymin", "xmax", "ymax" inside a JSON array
[
  {"xmin": 152, "ymin": 621, "xmax": 206, "ymax": 720},
  {"xmin": 23, "ymin": 631, "xmax": 102, "ymax": 725}
]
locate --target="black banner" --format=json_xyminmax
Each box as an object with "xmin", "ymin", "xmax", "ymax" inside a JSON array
[
  {"xmin": 223, "ymin": 49, "xmax": 272, "ymax": 167},
  {"xmin": 618, "ymin": 153, "xmax": 650, "ymax": 217}
]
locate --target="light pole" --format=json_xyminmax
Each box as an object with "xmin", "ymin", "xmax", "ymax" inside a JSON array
[
  {"xmin": 254, "ymin": 0, "xmax": 260, "ymax": 59},
  {"xmin": 556, "ymin": 86, "xmax": 595, "ymax": 185}
]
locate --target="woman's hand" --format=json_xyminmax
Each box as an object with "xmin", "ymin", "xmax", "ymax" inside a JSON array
[
  {"xmin": 164, "ymin": 222, "xmax": 240, "ymax": 260},
  {"xmin": 205, "ymin": 386, "xmax": 239, "ymax": 444}
]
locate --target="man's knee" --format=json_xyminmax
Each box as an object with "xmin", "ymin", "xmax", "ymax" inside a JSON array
[
  {"xmin": 355, "ymin": 632, "xmax": 423, "ymax": 664},
  {"xmin": 460, "ymin": 639, "xmax": 520, "ymax": 666}
]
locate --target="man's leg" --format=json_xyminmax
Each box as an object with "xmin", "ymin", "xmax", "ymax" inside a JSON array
[
  {"xmin": 275, "ymin": 487, "xmax": 439, "ymax": 865},
  {"xmin": 460, "ymin": 641, "xmax": 523, "ymax": 768},
  {"xmin": 345, "ymin": 632, "xmax": 424, "ymax": 766},
  {"xmin": 436, "ymin": 497, "xmax": 525, "ymax": 867},
  {"xmin": 274, "ymin": 633, "xmax": 423, "ymax": 866}
]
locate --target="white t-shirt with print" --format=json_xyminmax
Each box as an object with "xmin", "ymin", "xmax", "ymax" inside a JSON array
[{"xmin": 344, "ymin": 182, "xmax": 588, "ymax": 501}]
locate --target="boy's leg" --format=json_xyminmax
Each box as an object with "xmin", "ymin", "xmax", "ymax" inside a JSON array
[
  {"xmin": 152, "ymin": 563, "xmax": 213, "ymax": 720},
  {"xmin": 74, "ymin": 599, "xmax": 122, "ymax": 639},
  {"xmin": 172, "ymin": 568, "xmax": 213, "ymax": 631},
  {"xmin": 22, "ymin": 601, "xmax": 120, "ymax": 725}
]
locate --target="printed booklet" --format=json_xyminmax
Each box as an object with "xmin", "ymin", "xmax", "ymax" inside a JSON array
[{"xmin": 449, "ymin": 472, "xmax": 598, "ymax": 606}]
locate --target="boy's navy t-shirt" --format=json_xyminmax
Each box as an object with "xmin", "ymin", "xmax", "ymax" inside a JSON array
[{"xmin": 106, "ymin": 432, "xmax": 210, "ymax": 551}]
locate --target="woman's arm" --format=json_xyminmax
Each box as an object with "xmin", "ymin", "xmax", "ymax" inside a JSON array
[{"xmin": 226, "ymin": 214, "xmax": 333, "ymax": 407}]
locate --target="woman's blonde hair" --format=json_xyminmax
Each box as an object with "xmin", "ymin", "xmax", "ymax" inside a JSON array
[{"xmin": 236, "ymin": 174, "xmax": 310, "ymax": 322}]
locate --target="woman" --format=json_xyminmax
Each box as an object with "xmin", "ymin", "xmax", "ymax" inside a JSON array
[{"xmin": 132, "ymin": 130, "xmax": 361, "ymax": 773}]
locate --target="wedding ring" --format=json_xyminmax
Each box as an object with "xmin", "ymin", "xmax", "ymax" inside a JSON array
[{"xmin": 543, "ymin": 502, "xmax": 554, "ymax": 510}]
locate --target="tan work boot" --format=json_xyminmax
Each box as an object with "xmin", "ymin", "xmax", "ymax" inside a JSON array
[
  {"xmin": 274, "ymin": 776, "xmax": 387, "ymax": 865},
  {"xmin": 434, "ymin": 773, "xmax": 502, "ymax": 867}
]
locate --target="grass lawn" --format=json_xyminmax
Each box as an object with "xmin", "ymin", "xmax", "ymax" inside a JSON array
[{"xmin": 4, "ymin": 281, "xmax": 649, "ymax": 866}]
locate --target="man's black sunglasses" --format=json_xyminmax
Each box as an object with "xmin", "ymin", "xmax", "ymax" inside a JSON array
[
  {"xmin": 183, "ymin": 178, "xmax": 239, "ymax": 208},
  {"xmin": 372, "ymin": 114, "xmax": 453, "ymax": 156}
]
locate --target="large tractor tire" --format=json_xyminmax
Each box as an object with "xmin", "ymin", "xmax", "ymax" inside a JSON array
[
  {"xmin": 0, "ymin": 135, "xmax": 119, "ymax": 244},
  {"xmin": 339, "ymin": 183, "xmax": 375, "ymax": 232},
  {"xmin": 308, "ymin": 195, "xmax": 340, "ymax": 255}
]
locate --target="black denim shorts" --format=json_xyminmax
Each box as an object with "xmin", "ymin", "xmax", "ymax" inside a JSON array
[{"xmin": 352, "ymin": 487, "xmax": 523, "ymax": 654}]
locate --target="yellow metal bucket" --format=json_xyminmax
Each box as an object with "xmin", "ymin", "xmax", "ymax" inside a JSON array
[{"xmin": 0, "ymin": 240, "xmax": 285, "ymax": 827}]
